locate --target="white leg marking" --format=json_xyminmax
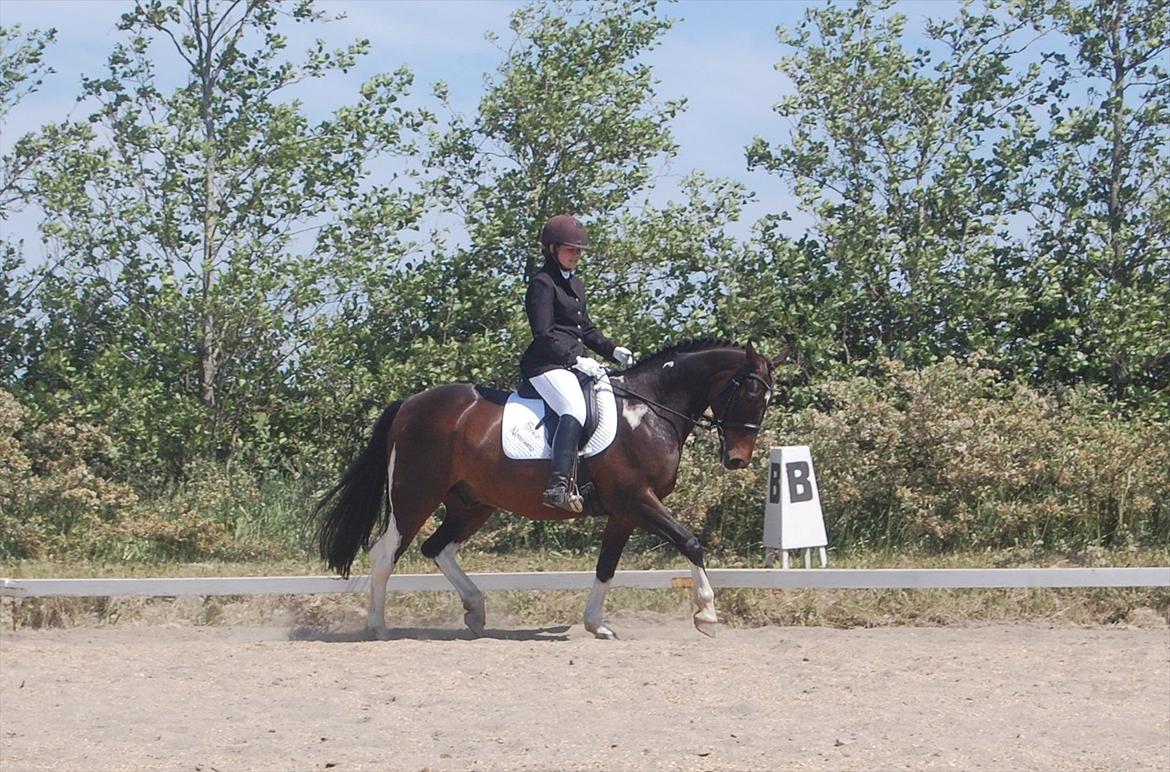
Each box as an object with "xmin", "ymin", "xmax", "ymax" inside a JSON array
[
  {"xmin": 367, "ymin": 444, "xmax": 401, "ymax": 639},
  {"xmin": 623, "ymin": 402, "xmax": 649, "ymax": 431},
  {"xmin": 434, "ymin": 541, "xmax": 486, "ymax": 635},
  {"xmin": 584, "ymin": 578, "xmax": 617, "ymax": 640},
  {"xmin": 690, "ymin": 561, "xmax": 718, "ymax": 637}
]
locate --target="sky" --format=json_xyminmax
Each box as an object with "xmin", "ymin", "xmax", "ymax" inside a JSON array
[{"xmin": 0, "ymin": 0, "xmax": 958, "ymax": 250}]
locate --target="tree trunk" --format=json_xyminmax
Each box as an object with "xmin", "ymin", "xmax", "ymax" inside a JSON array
[
  {"xmin": 196, "ymin": 0, "xmax": 219, "ymax": 411},
  {"xmin": 1106, "ymin": 0, "xmax": 1127, "ymax": 285}
]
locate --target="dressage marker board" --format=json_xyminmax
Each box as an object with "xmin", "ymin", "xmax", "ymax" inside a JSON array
[
  {"xmin": 763, "ymin": 445, "xmax": 829, "ymax": 569},
  {"xmin": 2, "ymin": 567, "xmax": 1168, "ymax": 598}
]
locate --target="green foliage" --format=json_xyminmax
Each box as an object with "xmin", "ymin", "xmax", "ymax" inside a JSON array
[
  {"xmin": 298, "ymin": 0, "xmax": 712, "ymax": 457},
  {"xmin": 590, "ymin": 173, "xmax": 759, "ymax": 351},
  {"xmin": 0, "ymin": 390, "xmax": 138, "ymax": 559},
  {"xmin": 16, "ymin": 0, "xmax": 429, "ymax": 478},
  {"xmin": 745, "ymin": 0, "xmax": 1168, "ymax": 416},
  {"xmin": 429, "ymin": 0, "xmax": 682, "ymax": 281},
  {"xmin": 670, "ymin": 358, "xmax": 1169, "ymax": 556},
  {"xmin": 1, "ymin": 25, "xmax": 81, "ymax": 383},
  {"xmin": 747, "ymin": 0, "xmax": 1054, "ymax": 369},
  {"xmin": 1, "ymin": 23, "xmax": 57, "ymax": 211},
  {"xmin": 1004, "ymin": 0, "xmax": 1170, "ymax": 410},
  {"xmin": 0, "ymin": 387, "xmax": 320, "ymax": 560},
  {"xmin": 2, "ymin": 0, "xmax": 1167, "ymax": 566}
]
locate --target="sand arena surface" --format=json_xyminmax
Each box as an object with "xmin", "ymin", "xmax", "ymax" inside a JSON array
[{"xmin": 1, "ymin": 615, "xmax": 1168, "ymax": 771}]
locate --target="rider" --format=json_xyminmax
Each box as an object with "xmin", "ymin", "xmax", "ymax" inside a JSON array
[{"xmin": 521, "ymin": 214, "xmax": 634, "ymax": 511}]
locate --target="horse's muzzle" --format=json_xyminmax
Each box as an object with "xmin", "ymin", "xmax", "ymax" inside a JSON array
[{"xmin": 724, "ymin": 457, "xmax": 748, "ymax": 470}]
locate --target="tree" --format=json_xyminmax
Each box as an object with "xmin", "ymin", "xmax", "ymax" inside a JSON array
[
  {"xmin": 1009, "ymin": 0, "xmax": 1169, "ymax": 408},
  {"xmin": 747, "ymin": 0, "xmax": 1052, "ymax": 370},
  {"xmin": 1, "ymin": 24, "xmax": 74, "ymax": 383},
  {"xmin": 429, "ymin": 0, "xmax": 683, "ymax": 283},
  {"xmin": 20, "ymin": 0, "xmax": 430, "ymax": 477}
]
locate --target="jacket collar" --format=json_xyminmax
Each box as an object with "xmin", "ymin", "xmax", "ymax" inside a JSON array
[{"xmin": 543, "ymin": 256, "xmax": 575, "ymax": 283}]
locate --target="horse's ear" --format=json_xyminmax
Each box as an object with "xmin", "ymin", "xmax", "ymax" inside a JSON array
[{"xmin": 745, "ymin": 340, "xmax": 757, "ymax": 361}]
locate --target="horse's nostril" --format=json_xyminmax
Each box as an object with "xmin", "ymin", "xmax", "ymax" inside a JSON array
[{"xmin": 727, "ymin": 458, "xmax": 747, "ymax": 470}]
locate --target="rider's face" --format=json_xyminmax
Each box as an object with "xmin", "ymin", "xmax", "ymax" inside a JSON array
[{"xmin": 555, "ymin": 244, "xmax": 582, "ymax": 272}]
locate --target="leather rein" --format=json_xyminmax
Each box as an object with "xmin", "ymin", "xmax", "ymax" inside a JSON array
[{"xmin": 607, "ymin": 369, "xmax": 774, "ymax": 438}]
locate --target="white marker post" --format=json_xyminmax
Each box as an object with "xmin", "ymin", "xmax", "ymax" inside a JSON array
[{"xmin": 763, "ymin": 446, "xmax": 828, "ymax": 569}]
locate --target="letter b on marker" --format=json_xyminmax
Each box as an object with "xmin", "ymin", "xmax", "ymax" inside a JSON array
[
  {"xmin": 768, "ymin": 462, "xmax": 782, "ymax": 505},
  {"xmin": 786, "ymin": 461, "xmax": 813, "ymax": 503}
]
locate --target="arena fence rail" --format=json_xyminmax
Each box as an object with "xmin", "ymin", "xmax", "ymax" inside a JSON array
[{"xmin": 2, "ymin": 567, "xmax": 1168, "ymax": 598}]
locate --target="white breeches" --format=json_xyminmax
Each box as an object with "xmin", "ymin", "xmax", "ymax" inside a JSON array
[{"xmin": 529, "ymin": 368, "xmax": 586, "ymax": 423}]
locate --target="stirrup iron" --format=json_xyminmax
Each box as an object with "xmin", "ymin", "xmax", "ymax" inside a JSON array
[{"xmin": 542, "ymin": 481, "xmax": 584, "ymax": 513}]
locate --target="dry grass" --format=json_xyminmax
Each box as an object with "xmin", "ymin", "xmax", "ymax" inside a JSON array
[{"xmin": 3, "ymin": 548, "xmax": 1166, "ymax": 631}]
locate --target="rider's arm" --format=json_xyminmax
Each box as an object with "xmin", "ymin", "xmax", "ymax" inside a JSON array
[{"xmin": 581, "ymin": 307, "xmax": 617, "ymax": 363}]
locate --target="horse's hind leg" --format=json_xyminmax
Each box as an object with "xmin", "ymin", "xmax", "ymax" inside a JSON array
[
  {"xmin": 367, "ymin": 445, "xmax": 443, "ymax": 639},
  {"xmin": 367, "ymin": 526, "xmax": 399, "ymax": 639},
  {"xmin": 420, "ymin": 500, "xmax": 495, "ymax": 635}
]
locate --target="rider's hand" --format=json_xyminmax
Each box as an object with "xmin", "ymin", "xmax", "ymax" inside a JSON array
[
  {"xmin": 613, "ymin": 346, "xmax": 635, "ymax": 367},
  {"xmin": 574, "ymin": 356, "xmax": 607, "ymax": 379}
]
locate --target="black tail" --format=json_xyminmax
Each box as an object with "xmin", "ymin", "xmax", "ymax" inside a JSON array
[{"xmin": 314, "ymin": 401, "xmax": 402, "ymax": 578}]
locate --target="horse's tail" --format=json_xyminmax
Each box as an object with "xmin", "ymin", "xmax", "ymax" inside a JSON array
[{"xmin": 314, "ymin": 401, "xmax": 403, "ymax": 578}]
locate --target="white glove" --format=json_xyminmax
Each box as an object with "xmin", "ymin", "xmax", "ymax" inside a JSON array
[
  {"xmin": 574, "ymin": 356, "xmax": 607, "ymax": 379},
  {"xmin": 613, "ymin": 346, "xmax": 635, "ymax": 367}
]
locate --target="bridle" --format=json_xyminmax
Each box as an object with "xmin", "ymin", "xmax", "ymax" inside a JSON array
[
  {"xmin": 608, "ymin": 366, "xmax": 774, "ymax": 440},
  {"xmin": 711, "ymin": 369, "xmax": 774, "ymax": 435}
]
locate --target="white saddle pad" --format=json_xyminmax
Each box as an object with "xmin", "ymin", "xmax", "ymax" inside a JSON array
[{"xmin": 501, "ymin": 374, "xmax": 617, "ymax": 460}]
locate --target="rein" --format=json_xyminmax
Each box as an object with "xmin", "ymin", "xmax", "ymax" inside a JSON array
[
  {"xmin": 608, "ymin": 370, "xmax": 773, "ymax": 436},
  {"xmin": 608, "ymin": 380, "xmax": 718, "ymax": 432}
]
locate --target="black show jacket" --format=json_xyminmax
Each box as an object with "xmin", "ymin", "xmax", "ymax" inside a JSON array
[{"xmin": 520, "ymin": 257, "xmax": 616, "ymax": 377}]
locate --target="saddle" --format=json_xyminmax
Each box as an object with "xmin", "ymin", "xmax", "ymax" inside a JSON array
[
  {"xmin": 500, "ymin": 373, "xmax": 617, "ymax": 462},
  {"xmin": 516, "ymin": 370, "xmax": 601, "ymax": 449}
]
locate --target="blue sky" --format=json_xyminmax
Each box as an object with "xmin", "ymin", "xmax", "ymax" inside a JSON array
[{"xmin": 0, "ymin": 0, "xmax": 960, "ymax": 248}]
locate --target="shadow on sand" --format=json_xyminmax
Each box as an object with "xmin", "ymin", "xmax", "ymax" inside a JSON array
[{"xmin": 288, "ymin": 624, "xmax": 573, "ymax": 643}]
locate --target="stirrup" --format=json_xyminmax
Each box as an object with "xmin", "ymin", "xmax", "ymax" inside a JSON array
[{"xmin": 542, "ymin": 482, "xmax": 584, "ymax": 513}]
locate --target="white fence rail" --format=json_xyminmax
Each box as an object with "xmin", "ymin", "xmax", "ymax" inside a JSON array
[{"xmin": 2, "ymin": 567, "xmax": 1167, "ymax": 598}]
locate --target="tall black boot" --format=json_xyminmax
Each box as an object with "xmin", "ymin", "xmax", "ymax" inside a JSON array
[{"xmin": 542, "ymin": 414, "xmax": 584, "ymax": 512}]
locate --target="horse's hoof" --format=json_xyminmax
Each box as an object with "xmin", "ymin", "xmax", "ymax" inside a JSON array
[
  {"xmin": 370, "ymin": 626, "xmax": 392, "ymax": 641},
  {"xmin": 464, "ymin": 611, "xmax": 486, "ymax": 636},
  {"xmin": 589, "ymin": 625, "xmax": 618, "ymax": 640},
  {"xmin": 693, "ymin": 612, "xmax": 719, "ymax": 638}
]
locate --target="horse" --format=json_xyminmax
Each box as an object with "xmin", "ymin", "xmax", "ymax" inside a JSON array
[{"xmin": 314, "ymin": 339, "xmax": 786, "ymax": 639}]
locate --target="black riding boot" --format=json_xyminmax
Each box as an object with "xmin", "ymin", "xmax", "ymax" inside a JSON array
[{"xmin": 542, "ymin": 414, "xmax": 584, "ymax": 512}]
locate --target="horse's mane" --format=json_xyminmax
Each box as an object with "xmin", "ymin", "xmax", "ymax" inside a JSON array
[{"xmin": 624, "ymin": 338, "xmax": 743, "ymax": 373}]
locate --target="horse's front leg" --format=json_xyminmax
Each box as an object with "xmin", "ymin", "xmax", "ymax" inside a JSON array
[
  {"xmin": 585, "ymin": 517, "xmax": 632, "ymax": 640},
  {"xmin": 633, "ymin": 490, "xmax": 719, "ymax": 637}
]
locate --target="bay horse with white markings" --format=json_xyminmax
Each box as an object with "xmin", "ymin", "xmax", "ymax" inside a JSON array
[{"xmin": 315, "ymin": 339, "xmax": 786, "ymax": 639}]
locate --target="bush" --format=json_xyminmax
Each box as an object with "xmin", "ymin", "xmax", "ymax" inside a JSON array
[
  {"xmin": 670, "ymin": 359, "xmax": 1170, "ymax": 555},
  {"xmin": 0, "ymin": 390, "xmax": 139, "ymax": 558},
  {"xmin": 1, "ymin": 390, "xmax": 314, "ymax": 561},
  {"xmin": 5, "ymin": 357, "xmax": 1167, "ymax": 564}
]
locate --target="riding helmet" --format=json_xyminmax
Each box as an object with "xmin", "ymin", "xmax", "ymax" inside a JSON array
[{"xmin": 540, "ymin": 214, "xmax": 590, "ymax": 258}]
